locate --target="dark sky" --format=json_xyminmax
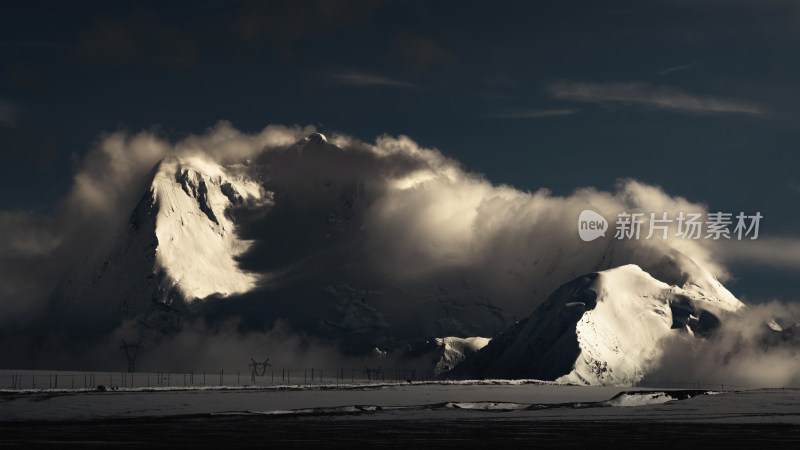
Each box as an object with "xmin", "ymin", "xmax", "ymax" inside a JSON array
[{"xmin": 2, "ymin": 0, "xmax": 799, "ymax": 300}]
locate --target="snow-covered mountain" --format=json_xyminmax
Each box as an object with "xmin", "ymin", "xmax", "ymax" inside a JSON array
[
  {"xmin": 444, "ymin": 264, "xmax": 744, "ymax": 385},
  {"xmin": 375, "ymin": 336, "xmax": 491, "ymax": 376},
  {"xmin": 48, "ymin": 133, "xmax": 754, "ymax": 379},
  {"xmin": 49, "ymin": 136, "xmax": 510, "ymax": 343},
  {"xmin": 433, "ymin": 337, "xmax": 491, "ymax": 374},
  {"xmin": 51, "ymin": 155, "xmax": 268, "ymax": 335}
]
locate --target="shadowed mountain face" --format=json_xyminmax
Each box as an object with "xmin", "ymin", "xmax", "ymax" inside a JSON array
[
  {"xmin": 46, "ymin": 139, "xmax": 515, "ymax": 356},
  {"xmin": 668, "ymin": 295, "xmax": 721, "ymax": 337},
  {"xmin": 443, "ymin": 274, "xmax": 599, "ymax": 381}
]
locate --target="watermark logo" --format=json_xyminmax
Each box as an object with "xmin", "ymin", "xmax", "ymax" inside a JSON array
[
  {"xmin": 578, "ymin": 210, "xmax": 762, "ymax": 241},
  {"xmin": 578, "ymin": 210, "xmax": 609, "ymax": 241}
]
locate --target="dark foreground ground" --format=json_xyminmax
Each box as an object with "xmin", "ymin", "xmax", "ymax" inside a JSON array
[{"xmin": 2, "ymin": 416, "xmax": 799, "ymax": 449}]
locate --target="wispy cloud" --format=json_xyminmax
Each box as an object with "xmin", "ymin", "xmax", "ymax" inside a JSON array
[
  {"xmin": 0, "ymin": 99, "xmax": 18, "ymax": 127},
  {"xmin": 719, "ymin": 237, "xmax": 800, "ymax": 271},
  {"xmin": 329, "ymin": 71, "xmax": 416, "ymax": 88},
  {"xmin": 490, "ymin": 108, "xmax": 579, "ymax": 119},
  {"xmin": 658, "ymin": 62, "xmax": 701, "ymax": 75},
  {"xmin": 546, "ymin": 81, "xmax": 763, "ymax": 115}
]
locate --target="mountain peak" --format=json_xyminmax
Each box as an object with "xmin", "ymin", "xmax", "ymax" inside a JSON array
[
  {"xmin": 444, "ymin": 263, "xmax": 744, "ymax": 385},
  {"xmin": 307, "ymin": 132, "xmax": 327, "ymax": 144},
  {"xmin": 53, "ymin": 156, "xmax": 270, "ymax": 335},
  {"xmin": 147, "ymin": 156, "xmax": 267, "ymax": 300},
  {"xmin": 294, "ymin": 132, "xmax": 330, "ymax": 154}
]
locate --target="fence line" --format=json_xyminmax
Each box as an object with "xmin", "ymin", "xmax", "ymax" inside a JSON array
[
  {"xmin": 1, "ymin": 369, "xmax": 754, "ymax": 392},
  {"xmin": 1, "ymin": 367, "xmax": 441, "ymax": 391}
]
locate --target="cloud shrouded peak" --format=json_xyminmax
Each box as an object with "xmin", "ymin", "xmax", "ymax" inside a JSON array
[{"xmin": 0, "ymin": 122, "xmax": 771, "ymax": 371}]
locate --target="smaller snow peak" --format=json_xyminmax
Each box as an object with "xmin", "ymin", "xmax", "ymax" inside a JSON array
[
  {"xmin": 448, "ymin": 261, "xmax": 744, "ymax": 386},
  {"xmin": 295, "ymin": 132, "xmax": 331, "ymax": 154},
  {"xmin": 307, "ymin": 132, "xmax": 327, "ymax": 144},
  {"xmin": 433, "ymin": 336, "xmax": 491, "ymax": 375}
]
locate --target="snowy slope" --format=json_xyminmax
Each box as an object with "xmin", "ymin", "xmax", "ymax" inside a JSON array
[
  {"xmin": 445, "ymin": 264, "xmax": 744, "ymax": 385},
  {"xmin": 152, "ymin": 156, "xmax": 265, "ymax": 299},
  {"xmin": 51, "ymin": 155, "xmax": 267, "ymax": 334}
]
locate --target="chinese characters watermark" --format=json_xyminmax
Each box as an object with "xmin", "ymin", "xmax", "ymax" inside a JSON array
[{"xmin": 578, "ymin": 210, "xmax": 762, "ymax": 242}]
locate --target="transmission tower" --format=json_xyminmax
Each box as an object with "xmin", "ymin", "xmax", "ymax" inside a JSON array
[{"xmin": 120, "ymin": 340, "xmax": 142, "ymax": 373}]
